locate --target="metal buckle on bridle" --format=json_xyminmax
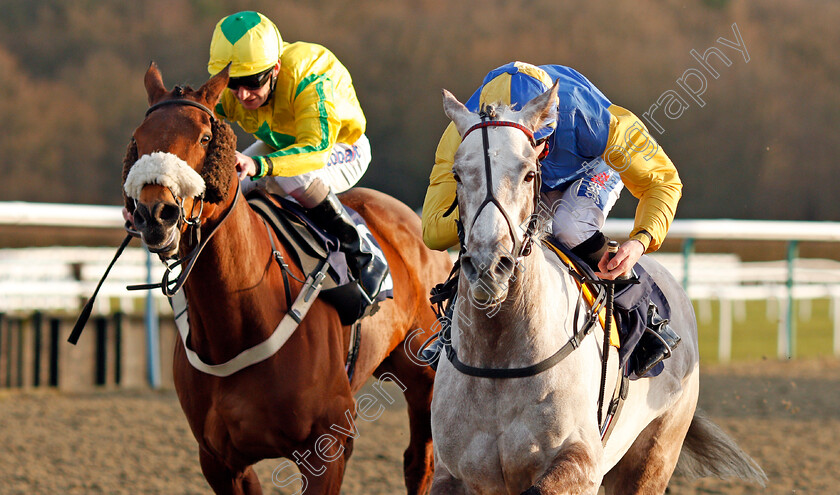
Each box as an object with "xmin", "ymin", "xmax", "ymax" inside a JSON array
[
  {"xmin": 182, "ymin": 195, "xmax": 204, "ymax": 227},
  {"xmin": 127, "ymin": 186, "xmax": 241, "ymax": 297},
  {"xmin": 171, "ymin": 189, "xmax": 204, "ymax": 248}
]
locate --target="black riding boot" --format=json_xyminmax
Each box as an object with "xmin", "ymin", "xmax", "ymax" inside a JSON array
[
  {"xmin": 420, "ymin": 325, "xmax": 446, "ymax": 371},
  {"xmin": 305, "ymin": 192, "xmax": 389, "ymax": 300},
  {"xmin": 632, "ymin": 303, "xmax": 682, "ymax": 377}
]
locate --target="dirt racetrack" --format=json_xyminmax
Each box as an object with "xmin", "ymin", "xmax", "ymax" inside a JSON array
[{"xmin": 1, "ymin": 358, "xmax": 838, "ymax": 494}]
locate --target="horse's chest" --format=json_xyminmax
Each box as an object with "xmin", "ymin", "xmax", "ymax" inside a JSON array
[
  {"xmin": 433, "ymin": 372, "xmax": 571, "ymax": 491},
  {"xmin": 178, "ymin": 375, "xmax": 313, "ymax": 458}
]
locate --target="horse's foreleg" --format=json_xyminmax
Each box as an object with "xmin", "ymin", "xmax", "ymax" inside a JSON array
[
  {"xmin": 293, "ymin": 450, "xmax": 349, "ymax": 495},
  {"xmin": 521, "ymin": 443, "xmax": 600, "ymax": 495},
  {"xmin": 429, "ymin": 461, "xmax": 467, "ymax": 495},
  {"xmin": 198, "ymin": 449, "xmax": 263, "ymax": 495},
  {"xmin": 376, "ymin": 344, "xmax": 436, "ymax": 495}
]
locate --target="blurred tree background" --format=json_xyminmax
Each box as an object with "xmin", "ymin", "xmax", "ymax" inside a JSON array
[{"xmin": 0, "ymin": 0, "xmax": 837, "ymax": 222}]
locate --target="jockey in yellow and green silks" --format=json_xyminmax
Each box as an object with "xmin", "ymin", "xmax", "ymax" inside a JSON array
[
  {"xmin": 208, "ymin": 11, "xmax": 366, "ymax": 180},
  {"xmin": 421, "ymin": 62, "xmax": 683, "ymax": 377},
  {"xmin": 207, "ymin": 11, "xmax": 387, "ymax": 298}
]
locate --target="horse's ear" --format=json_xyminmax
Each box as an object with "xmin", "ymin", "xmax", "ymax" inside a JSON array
[
  {"xmin": 519, "ymin": 81, "xmax": 559, "ymax": 133},
  {"xmin": 199, "ymin": 64, "xmax": 230, "ymax": 108},
  {"xmin": 144, "ymin": 62, "xmax": 168, "ymax": 105},
  {"xmin": 442, "ymin": 89, "xmax": 477, "ymax": 137}
]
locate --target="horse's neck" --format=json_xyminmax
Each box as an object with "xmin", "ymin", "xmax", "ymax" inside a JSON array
[
  {"xmin": 182, "ymin": 198, "xmax": 294, "ymax": 360},
  {"xmin": 455, "ymin": 248, "xmax": 577, "ymax": 366}
]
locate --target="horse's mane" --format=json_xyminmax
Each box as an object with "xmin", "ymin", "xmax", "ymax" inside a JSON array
[
  {"xmin": 479, "ymin": 103, "xmax": 499, "ymax": 120},
  {"xmin": 122, "ymin": 91, "xmax": 237, "ymax": 211}
]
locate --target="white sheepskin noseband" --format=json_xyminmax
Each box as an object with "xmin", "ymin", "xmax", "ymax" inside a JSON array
[{"xmin": 124, "ymin": 151, "xmax": 206, "ymax": 199}]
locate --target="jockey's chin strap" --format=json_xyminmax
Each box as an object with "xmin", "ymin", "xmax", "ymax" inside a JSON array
[{"xmin": 461, "ymin": 112, "xmax": 543, "ymax": 258}]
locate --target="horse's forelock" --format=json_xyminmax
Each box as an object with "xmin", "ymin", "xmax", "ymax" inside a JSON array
[{"xmin": 479, "ymin": 103, "xmax": 499, "ymax": 120}]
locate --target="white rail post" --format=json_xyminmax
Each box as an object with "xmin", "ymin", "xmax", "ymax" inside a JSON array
[
  {"xmin": 777, "ymin": 295, "xmax": 789, "ymax": 359},
  {"xmin": 785, "ymin": 240, "xmax": 798, "ymax": 359}
]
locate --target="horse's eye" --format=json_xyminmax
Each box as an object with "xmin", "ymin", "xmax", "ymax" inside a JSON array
[
  {"xmin": 524, "ymin": 171, "xmax": 536, "ymax": 182},
  {"xmin": 453, "ymin": 172, "xmax": 461, "ymax": 184},
  {"xmin": 200, "ymin": 134, "xmax": 212, "ymax": 147}
]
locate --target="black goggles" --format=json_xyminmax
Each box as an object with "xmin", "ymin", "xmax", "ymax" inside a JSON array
[{"xmin": 227, "ymin": 67, "xmax": 273, "ymax": 91}]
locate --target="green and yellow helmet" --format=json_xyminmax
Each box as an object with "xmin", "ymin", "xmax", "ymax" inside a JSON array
[{"xmin": 208, "ymin": 11, "xmax": 282, "ymax": 77}]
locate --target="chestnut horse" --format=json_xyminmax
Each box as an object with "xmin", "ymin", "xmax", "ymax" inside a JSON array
[{"xmin": 122, "ymin": 63, "xmax": 449, "ymax": 494}]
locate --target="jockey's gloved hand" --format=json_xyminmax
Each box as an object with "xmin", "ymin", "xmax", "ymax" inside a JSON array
[{"xmin": 597, "ymin": 239, "xmax": 644, "ymax": 280}]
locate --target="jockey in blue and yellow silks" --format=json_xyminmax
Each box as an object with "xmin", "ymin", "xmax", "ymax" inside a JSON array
[
  {"xmin": 423, "ymin": 62, "xmax": 681, "ymax": 255},
  {"xmin": 421, "ymin": 62, "xmax": 683, "ymax": 377},
  {"xmin": 207, "ymin": 11, "xmax": 387, "ymax": 299}
]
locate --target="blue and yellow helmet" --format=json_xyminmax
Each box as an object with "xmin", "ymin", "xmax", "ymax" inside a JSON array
[
  {"xmin": 465, "ymin": 62, "xmax": 558, "ymax": 141},
  {"xmin": 208, "ymin": 11, "xmax": 282, "ymax": 77}
]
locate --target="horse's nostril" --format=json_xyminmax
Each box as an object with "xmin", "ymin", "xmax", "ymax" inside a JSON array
[
  {"xmin": 461, "ymin": 256, "xmax": 478, "ymax": 282},
  {"xmin": 133, "ymin": 204, "xmax": 149, "ymax": 229},
  {"xmin": 156, "ymin": 203, "xmax": 180, "ymax": 225},
  {"xmin": 495, "ymin": 256, "xmax": 516, "ymax": 279}
]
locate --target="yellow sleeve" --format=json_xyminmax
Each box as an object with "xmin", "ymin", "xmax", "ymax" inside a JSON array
[
  {"xmin": 259, "ymin": 75, "xmax": 341, "ymax": 177},
  {"xmin": 602, "ymin": 105, "xmax": 682, "ymax": 252},
  {"xmin": 421, "ymin": 122, "xmax": 462, "ymax": 251}
]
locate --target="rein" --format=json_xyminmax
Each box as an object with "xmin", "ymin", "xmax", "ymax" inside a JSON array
[
  {"xmin": 443, "ymin": 241, "xmax": 631, "ymax": 443},
  {"xmin": 444, "ymin": 289, "xmax": 602, "ymax": 378},
  {"xmin": 444, "ymin": 241, "xmax": 607, "ymax": 379}
]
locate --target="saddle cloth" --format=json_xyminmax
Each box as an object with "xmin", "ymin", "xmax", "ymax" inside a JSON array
[
  {"xmin": 247, "ymin": 190, "xmax": 393, "ymax": 325},
  {"xmin": 543, "ymin": 238, "xmax": 672, "ymax": 377},
  {"xmin": 542, "ymin": 240, "xmax": 620, "ymax": 348}
]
